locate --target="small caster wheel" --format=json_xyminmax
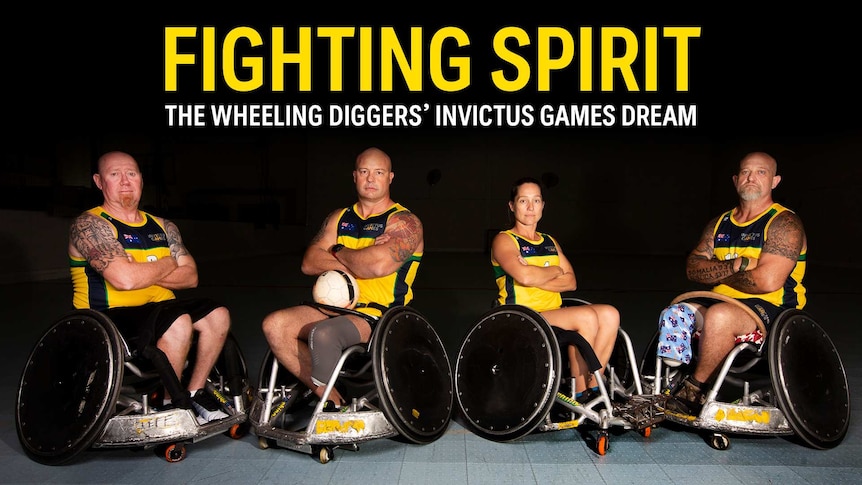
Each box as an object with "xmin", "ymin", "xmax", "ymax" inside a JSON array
[
  {"xmin": 227, "ymin": 422, "xmax": 247, "ymax": 439},
  {"xmin": 258, "ymin": 436, "xmax": 270, "ymax": 449},
  {"xmin": 315, "ymin": 446, "xmax": 332, "ymax": 464},
  {"xmin": 596, "ymin": 433, "xmax": 609, "ymax": 456},
  {"xmin": 710, "ymin": 433, "xmax": 730, "ymax": 450},
  {"xmin": 164, "ymin": 443, "xmax": 186, "ymax": 462}
]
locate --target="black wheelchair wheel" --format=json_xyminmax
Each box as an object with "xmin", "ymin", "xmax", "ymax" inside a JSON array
[
  {"xmin": 16, "ymin": 310, "xmax": 125, "ymax": 465},
  {"xmin": 455, "ymin": 305, "xmax": 561, "ymax": 442},
  {"xmin": 210, "ymin": 332, "xmax": 250, "ymax": 399},
  {"xmin": 769, "ymin": 310, "xmax": 850, "ymax": 449},
  {"xmin": 373, "ymin": 306, "xmax": 454, "ymax": 444}
]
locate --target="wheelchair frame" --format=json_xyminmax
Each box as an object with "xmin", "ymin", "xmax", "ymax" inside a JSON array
[
  {"xmin": 249, "ymin": 303, "xmax": 454, "ymax": 464},
  {"xmin": 15, "ymin": 309, "xmax": 251, "ymax": 465},
  {"xmin": 643, "ymin": 291, "xmax": 850, "ymax": 450}
]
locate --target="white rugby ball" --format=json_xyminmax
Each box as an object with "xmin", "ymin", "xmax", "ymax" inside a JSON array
[{"xmin": 312, "ymin": 270, "xmax": 359, "ymax": 309}]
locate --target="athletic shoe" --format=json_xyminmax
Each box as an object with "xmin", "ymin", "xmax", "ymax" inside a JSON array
[{"xmin": 191, "ymin": 388, "xmax": 229, "ymax": 424}]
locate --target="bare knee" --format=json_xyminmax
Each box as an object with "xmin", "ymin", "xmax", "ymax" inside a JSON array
[
  {"xmin": 593, "ymin": 304, "xmax": 620, "ymax": 332},
  {"xmin": 160, "ymin": 314, "xmax": 194, "ymax": 348},
  {"xmin": 262, "ymin": 310, "xmax": 299, "ymax": 343},
  {"xmin": 196, "ymin": 306, "xmax": 230, "ymax": 336},
  {"xmin": 702, "ymin": 304, "xmax": 753, "ymax": 336}
]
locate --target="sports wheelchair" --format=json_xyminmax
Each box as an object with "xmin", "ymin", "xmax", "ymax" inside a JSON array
[
  {"xmin": 249, "ymin": 303, "xmax": 454, "ymax": 464},
  {"xmin": 454, "ymin": 298, "xmax": 664, "ymax": 455},
  {"xmin": 642, "ymin": 291, "xmax": 851, "ymax": 450},
  {"xmin": 15, "ymin": 309, "xmax": 251, "ymax": 465}
]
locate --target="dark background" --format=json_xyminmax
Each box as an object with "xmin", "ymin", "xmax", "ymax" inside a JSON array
[{"xmin": 2, "ymin": 10, "xmax": 860, "ymax": 285}]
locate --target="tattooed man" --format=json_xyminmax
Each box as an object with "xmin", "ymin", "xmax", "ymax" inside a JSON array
[
  {"xmin": 262, "ymin": 147, "xmax": 424, "ymax": 407},
  {"xmin": 68, "ymin": 151, "xmax": 230, "ymax": 423},
  {"xmin": 662, "ymin": 152, "xmax": 807, "ymax": 415}
]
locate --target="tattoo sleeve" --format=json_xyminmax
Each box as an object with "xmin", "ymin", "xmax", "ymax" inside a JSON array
[
  {"xmin": 761, "ymin": 211, "xmax": 804, "ymax": 260},
  {"xmin": 70, "ymin": 214, "xmax": 127, "ymax": 273},
  {"xmin": 385, "ymin": 212, "xmax": 422, "ymax": 263},
  {"xmin": 163, "ymin": 219, "xmax": 189, "ymax": 260},
  {"xmin": 686, "ymin": 216, "xmax": 733, "ymax": 284},
  {"xmin": 309, "ymin": 211, "xmax": 335, "ymax": 245}
]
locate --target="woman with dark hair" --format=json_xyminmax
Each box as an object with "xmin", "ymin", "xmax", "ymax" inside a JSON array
[{"xmin": 491, "ymin": 177, "xmax": 620, "ymax": 402}]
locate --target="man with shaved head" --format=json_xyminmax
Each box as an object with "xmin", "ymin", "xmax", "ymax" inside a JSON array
[
  {"xmin": 262, "ymin": 147, "xmax": 424, "ymax": 408},
  {"xmin": 69, "ymin": 151, "xmax": 232, "ymax": 423},
  {"xmin": 661, "ymin": 152, "xmax": 808, "ymax": 415}
]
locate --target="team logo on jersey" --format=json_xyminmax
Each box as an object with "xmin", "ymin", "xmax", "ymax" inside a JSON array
[
  {"xmin": 122, "ymin": 233, "xmax": 140, "ymax": 244},
  {"xmin": 740, "ymin": 232, "xmax": 761, "ymax": 242},
  {"xmin": 362, "ymin": 222, "xmax": 385, "ymax": 233},
  {"xmin": 544, "ymin": 245, "xmax": 558, "ymax": 254},
  {"xmin": 148, "ymin": 233, "xmax": 166, "ymax": 242}
]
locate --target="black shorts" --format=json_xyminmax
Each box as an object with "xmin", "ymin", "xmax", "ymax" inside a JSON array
[
  {"xmin": 103, "ymin": 298, "xmax": 224, "ymax": 354},
  {"xmin": 735, "ymin": 298, "xmax": 785, "ymax": 328}
]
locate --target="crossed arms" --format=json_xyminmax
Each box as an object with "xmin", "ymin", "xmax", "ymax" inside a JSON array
[
  {"xmin": 685, "ymin": 210, "xmax": 806, "ymax": 294},
  {"xmin": 68, "ymin": 213, "xmax": 198, "ymax": 291},
  {"xmin": 301, "ymin": 209, "xmax": 424, "ymax": 279}
]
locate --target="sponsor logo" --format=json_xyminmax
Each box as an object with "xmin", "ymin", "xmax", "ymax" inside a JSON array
[
  {"xmin": 148, "ymin": 233, "xmax": 167, "ymax": 242},
  {"xmin": 362, "ymin": 222, "xmax": 385, "ymax": 232},
  {"xmin": 740, "ymin": 232, "xmax": 761, "ymax": 242}
]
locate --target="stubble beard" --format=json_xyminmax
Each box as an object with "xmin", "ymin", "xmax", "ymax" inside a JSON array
[{"xmin": 738, "ymin": 186, "xmax": 762, "ymax": 202}]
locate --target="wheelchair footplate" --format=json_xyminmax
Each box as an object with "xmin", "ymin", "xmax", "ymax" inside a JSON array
[
  {"xmin": 613, "ymin": 394, "xmax": 668, "ymax": 430},
  {"xmin": 544, "ymin": 393, "xmax": 667, "ymax": 432}
]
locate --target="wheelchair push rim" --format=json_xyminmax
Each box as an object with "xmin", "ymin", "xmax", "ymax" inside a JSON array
[
  {"xmin": 372, "ymin": 306, "xmax": 454, "ymax": 444},
  {"xmin": 455, "ymin": 305, "xmax": 561, "ymax": 442},
  {"xmin": 16, "ymin": 310, "xmax": 125, "ymax": 465}
]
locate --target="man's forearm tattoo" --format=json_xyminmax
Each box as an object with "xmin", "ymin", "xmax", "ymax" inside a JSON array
[
  {"xmin": 686, "ymin": 256, "xmax": 734, "ymax": 283},
  {"xmin": 164, "ymin": 220, "xmax": 189, "ymax": 260},
  {"xmin": 386, "ymin": 213, "xmax": 422, "ymax": 263},
  {"xmin": 723, "ymin": 269, "xmax": 758, "ymax": 293},
  {"xmin": 70, "ymin": 215, "xmax": 127, "ymax": 273}
]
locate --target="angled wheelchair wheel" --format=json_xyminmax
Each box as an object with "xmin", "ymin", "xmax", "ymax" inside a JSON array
[
  {"xmin": 372, "ymin": 306, "xmax": 454, "ymax": 444},
  {"xmin": 769, "ymin": 310, "xmax": 850, "ymax": 449},
  {"xmin": 455, "ymin": 305, "xmax": 561, "ymax": 442},
  {"xmin": 16, "ymin": 310, "xmax": 125, "ymax": 465},
  {"xmin": 209, "ymin": 332, "xmax": 250, "ymax": 400}
]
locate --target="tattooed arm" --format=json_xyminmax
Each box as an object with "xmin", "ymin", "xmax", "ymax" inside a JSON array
[
  {"xmin": 301, "ymin": 209, "xmax": 350, "ymax": 276},
  {"xmin": 719, "ymin": 211, "xmax": 805, "ymax": 294},
  {"xmin": 686, "ymin": 216, "xmax": 740, "ymax": 285},
  {"xmin": 68, "ymin": 213, "xmax": 177, "ymax": 291},
  {"xmin": 152, "ymin": 218, "xmax": 199, "ymax": 290},
  {"xmin": 331, "ymin": 211, "xmax": 424, "ymax": 279}
]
